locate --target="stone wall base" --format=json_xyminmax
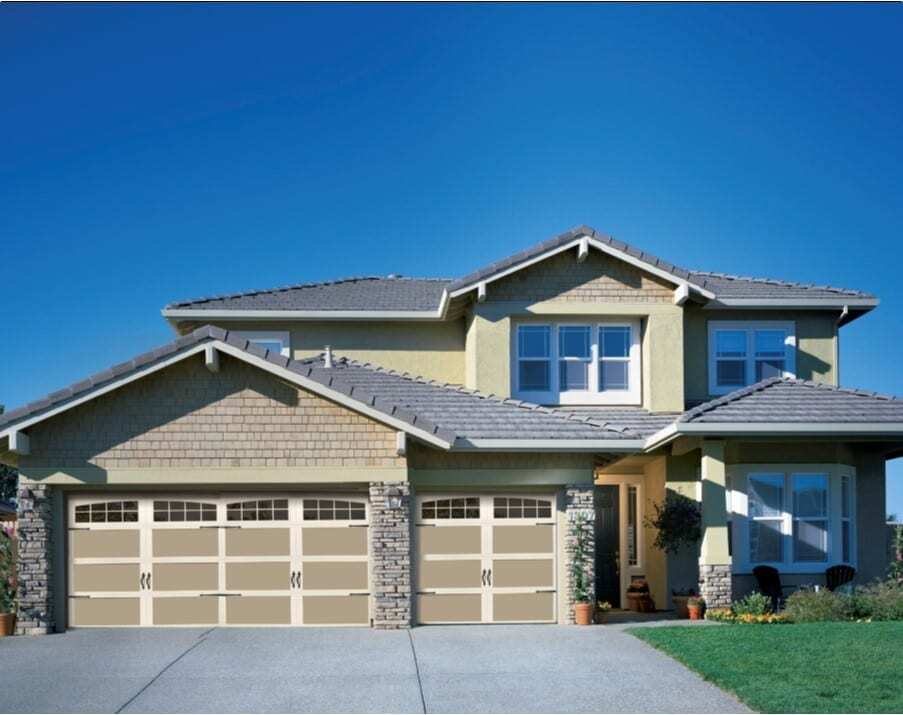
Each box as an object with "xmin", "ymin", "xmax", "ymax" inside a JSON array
[
  {"xmin": 369, "ymin": 481, "xmax": 412, "ymax": 629},
  {"xmin": 699, "ymin": 563, "xmax": 732, "ymax": 609},
  {"xmin": 15, "ymin": 483, "xmax": 55, "ymax": 635}
]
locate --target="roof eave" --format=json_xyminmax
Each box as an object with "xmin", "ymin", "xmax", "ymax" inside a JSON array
[
  {"xmin": 161, "ymin": 308, "xmax": 447, "ymax": 321},
  {"xmin": 453, "ymin": 438, "xmax": 646, "ymax": 452}
]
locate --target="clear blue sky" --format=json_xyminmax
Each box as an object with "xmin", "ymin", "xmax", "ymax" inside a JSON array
[{"xmin": 2, "ymin": 4, "xmax": 901, "ymax": 513}]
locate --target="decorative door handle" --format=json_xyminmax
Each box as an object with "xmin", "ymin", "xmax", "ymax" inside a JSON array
[
  {"xmin": 481, "ymin": 569, "xmax": 486, "ymax": 586},
  {"xmin": 146, "ymin": 572, "xmax": 151, "ymax": 590},
  {"xmin": 487, "ymin": 569, "xmax": 492, "ymax": 586},
  {"xmin": 140, "ymin": 572, "xmax": 146, "ymax": 590}
]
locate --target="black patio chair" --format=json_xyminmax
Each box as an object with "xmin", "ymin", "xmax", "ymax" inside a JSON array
[
  {"xmin": 752, "ymin": 565, "xmax": 793, "ymax": 612},
  {"xmin": 825, "ymin": 564, "xmax": 856, "ymax": 591}
]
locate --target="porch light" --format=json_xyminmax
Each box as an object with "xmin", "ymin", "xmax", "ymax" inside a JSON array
[{"xmin": 386, "ymin": 486, "xmax": 403, "ymax": 510}]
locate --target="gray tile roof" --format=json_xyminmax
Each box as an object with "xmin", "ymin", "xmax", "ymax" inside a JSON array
[
  {"xmin": 166, "ymin": 277, "xmax": 451, "ymax": 312},
  {"xmin": 164, "ymin": 225, "xmax": 874, "ymax": 313},
  {"xmin": 680, "ymin": 378, "xmax": 903, "ymax": 423},
  {"xmin": 0, "ymin": 326, "xmax": 642, "ymax": 446},
  {"xmin": 554, "ymin": 408, "xmax": 680, "ymax": 438}
]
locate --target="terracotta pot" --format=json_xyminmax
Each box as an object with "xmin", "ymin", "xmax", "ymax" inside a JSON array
[
  {"xmin": 0, "ymin": 613, "xmax": 16, "ymax": 637},
  {"xmin": 688, "ymin": 604, "xmax": 703, "ymax": 621},
  {"xmin": 673, "ymin": 596, "xmax": 690, "ymax": 619},
  {"xmin": 574, "ymin": 602, "xmax": 593, "ymax": 625}
]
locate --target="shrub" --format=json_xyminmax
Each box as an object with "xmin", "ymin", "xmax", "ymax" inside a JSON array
[
  {"xmin": 732, "ymin": 591, "xmax": 772, "ymax": 617},
  {"xmin": 853, "ymin": 580, "xmax": 903, "ymax": 621},
  {"xmin": 783, "ymin": 589, "xmax": 847, "ymax": 623},
  {"xmin": 645, "ymin": 493, "xmax": 701, "ymax": 555},
  {"xmin": 0, "ymin": 526, "xmax": 15, "ymax": 614}
]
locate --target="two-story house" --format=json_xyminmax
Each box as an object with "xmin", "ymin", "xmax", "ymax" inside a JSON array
[{"xmin": 3, "ymin": 226, "xmax": 901, "ymax": 634}]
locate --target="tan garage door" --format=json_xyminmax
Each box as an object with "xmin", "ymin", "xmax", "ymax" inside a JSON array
[
  {"xmin": 68, "ymin": 495, "xmax": 370, "ymax": 627},
  {"xmin": 416, "ymin": 495, "xmax": 557, "ymax": 624}
]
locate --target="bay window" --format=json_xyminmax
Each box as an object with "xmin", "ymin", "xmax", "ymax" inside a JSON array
[
  {"xmin": 514, "ymin": 321, "xmax": 641, "ymax": 404},
  {"xmin": 792, "ymin": 474, "xmax": 829, "ymax": 562},
  {"xmin": 708, "ymin": 321, "xmax": 795, "ymax": 395}
]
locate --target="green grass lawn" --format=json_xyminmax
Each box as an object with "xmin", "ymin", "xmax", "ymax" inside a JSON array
[{"xmin": 629, "ymin": 622, "xmax": 903, "ymax": 713}]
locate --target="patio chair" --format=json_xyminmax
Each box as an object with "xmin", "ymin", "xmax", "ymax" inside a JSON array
[
  {"xmin": 752, "ymin": 565, "xmax": 792, "ymax": 612},
  {"xmin": 825, "ymin": 564, "xmax": 856, "ymax": 592}
]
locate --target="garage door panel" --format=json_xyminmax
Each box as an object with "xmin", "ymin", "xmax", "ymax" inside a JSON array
[
  {"xmin": 493, "ymin": 525, "xmax": 554, "ymax": 554},
  {"xmin": 153, "ymin": 563, "xmax": 219, "ymax": 591},
  {"xmin": 492, "ymin": 592, "xmax": 554, "ymax": 622},
  {"xmin": 153, "ymin": 597, "xmax": 219, "ymax": 625},
  {"xmin": 303, "ymin": 562, "xmax": 368, "ymax": 590},
  {"xmin": 226, "ymin": 562, "xmax": 290, "ymax": 591},
  {"xmin": 417, "ymin": 593, "xmax": 482, "ymax": 623},
  {"xmin": 418, "ymin": 526, "xmax": 480, "ymax": 555},
  {"xmin": 303, "ymin": 595, "xmax": 369, "ymax": 625},
  {"xmin": 71, "ymin": 530, "xmax": 140, "ymax": 559},
  {"xmin": 226, "ymin": 528, "xmax": 290, "ymax": 557},
  {"xmin": 302, "ymin": 528, "xmax": 366, "ymax": 556},
  {"xmin": 226, "ymin": 596, "xmax": 292, "ymax": 625},
  {"xmin": 70, "ymin": 597, "xmax": 141, "ymax": 626},
  {"xmin": 73, "ymin": 563, "xmax": 140, "ymax": 592},
  {"xmin": 153, "ymin": 529, "xmax": 218, "ymax": 558},
  {"xmin": 492, "ymin": 559, "xmax": 554, "ymax": 588},
  {"xmin": 419, "ymin": 560, "xmax": 482, "ymax": 589}
]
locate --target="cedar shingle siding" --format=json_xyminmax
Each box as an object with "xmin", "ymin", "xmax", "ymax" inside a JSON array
[{"xmin": 19, "ymin": 355, "xmax": 404, "ymax": 469}]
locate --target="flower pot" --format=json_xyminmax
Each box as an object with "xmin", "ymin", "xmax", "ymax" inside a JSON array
[
  {"xmin": 672, "ymin": 596, "xmax": 690, "ymax": 619},
  {"xmin": 594, "ymin": 609, "xmax": 608, "ymax": 625},
  {"xmin": 687, "ymin": 605, "xmax": 703, "ymax": 621},
  {"xmin": 0, "ymin": 612, "xmax": 16, "ymax": 637},
  {"xmin": 574, "ymin": 602, "xmax": 593, "ymax": 625}
]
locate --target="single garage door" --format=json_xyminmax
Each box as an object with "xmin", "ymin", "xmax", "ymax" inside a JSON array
[
  {"xmin": 415, "ymin": 494, "xmax": 557, "ymax": 624},
  {"xmin": 68, "ymin": 495, "xmax": 370, "ymax": 627}
]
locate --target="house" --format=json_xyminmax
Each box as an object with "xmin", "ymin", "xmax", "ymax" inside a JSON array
[{"xmin": 2, "ymin": 225, "xmax": 900, "ymax": 634}]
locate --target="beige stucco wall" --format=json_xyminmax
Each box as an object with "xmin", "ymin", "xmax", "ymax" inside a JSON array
[
  {"xmin": 642, "ymin": 457, "xmax": 669, "ymax": 609},
  {"xmin": 683, "ymin": 307, "xmax": 839, "ymax": 404},
  {"xmin": 15, "ymin": 353, "xmax": 406, "ymax": 485}
]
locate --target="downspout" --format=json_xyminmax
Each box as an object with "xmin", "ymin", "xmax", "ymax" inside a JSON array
[{"xmin": 834, "ymin": 305, "xmax": 849, "ymax": 385}]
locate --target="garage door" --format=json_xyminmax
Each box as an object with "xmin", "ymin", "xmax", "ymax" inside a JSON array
[
  {"xmin": 68, "ymin": 495, "xmax": 370, "ymax": 627},
  {"xmin": 415, "ymin": 495, "xmax": 557, "ymax": 624}
]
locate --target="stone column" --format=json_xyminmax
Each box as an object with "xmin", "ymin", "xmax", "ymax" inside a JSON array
[
  {"xmin": 369, "ymin": 481, "xmax": 412, "ymax": 629},
  {"xmin": 698, "ymin": 440, "xmax": 732, "ymax": 609},
  {"xmin": 16, "ymin": 482, "xmax": 55, "ymax": 635},
  {"xmin": 564, "ymin": 485, "xmax": 595, "ymax": 625}
]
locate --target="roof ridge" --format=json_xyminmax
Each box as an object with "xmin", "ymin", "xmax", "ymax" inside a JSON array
[
  {"xmin": 166, "ymin": 276, "xmax": 453, "ymax": 310},
  {"xmin": 688, "ymin": 270, "xmax": 870, "ymax": 298}
]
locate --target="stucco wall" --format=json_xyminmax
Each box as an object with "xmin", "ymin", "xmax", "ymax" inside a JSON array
[
  {"xmin": 683, "ymin": 307, "xmax": 838, "ymax": 403},
  {"xmin": 17, "ymin": 354, "xmax": 405, "ymax": 472}
]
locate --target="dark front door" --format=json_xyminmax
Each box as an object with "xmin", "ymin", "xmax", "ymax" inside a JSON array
[{"xmin": 594, "ymin": 485, "xmax": 620, "ymax": 608}]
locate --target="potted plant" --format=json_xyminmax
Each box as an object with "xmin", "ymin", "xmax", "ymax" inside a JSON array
[
  {"xmin": 0, "ymin": 526, "xmax": 16, "ymax": 637},
  {"xmin": 672, "ymin": 588, "xmax": 697, "ymax": 619},
  {"xmin": 687, "ymin": 596, "xmax": 704, "ymax": 621},
  {"xmin": 626, "ymin": 578, "xmax": 655, "ymax": 612},
  {"xmin": 595, "ymin": 600, "xmax": 612, "ymax": 624},
  {"xmin": 570, "ymin": 513, "xmax": 594, "ymax": 625}
]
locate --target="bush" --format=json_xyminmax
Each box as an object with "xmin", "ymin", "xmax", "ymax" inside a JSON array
[
  {"xmin": 853, "ymin": 580, "xmax": 903, "ymax": 621},
  {"xmin": 0, "ymin": 527, "xmax": 15, "ymax": 614},
  {"xmin": 733, "ymin": 591, "xmax": 772, "ymax": 616},
  {"xmin": 783, "ymin": 589, "xmax": 847, "ymax": 623}
]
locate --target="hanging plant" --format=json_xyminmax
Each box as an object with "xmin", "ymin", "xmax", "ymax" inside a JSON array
[{"xmin": 645, "ymin": 493, "xmax": 701, "ymax": 555}]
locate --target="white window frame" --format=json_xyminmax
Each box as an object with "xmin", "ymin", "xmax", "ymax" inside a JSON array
[
  {"xmin": 512, "ymin": 320, "xmax": 641, "ymax": 405},
  {"xmin": 730, "ymin": 466, "xmax": 856, "ymax": 574},
  {"xmin": 707, "ymin": 321, "xmax": 796, "ymax": 396},
  {"xmin": 233, "ymin": 330, "xmax": 291, "ymax": 357}
]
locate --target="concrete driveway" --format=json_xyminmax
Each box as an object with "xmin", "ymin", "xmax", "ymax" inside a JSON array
[{"xmin": 0, "ymin": 625, "xmax": 749, "ymax": 713}]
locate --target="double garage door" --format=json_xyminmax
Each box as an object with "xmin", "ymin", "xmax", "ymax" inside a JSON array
[{"xmin": 68, "ymin": 495, "xmax": 370, "ymax": 627}]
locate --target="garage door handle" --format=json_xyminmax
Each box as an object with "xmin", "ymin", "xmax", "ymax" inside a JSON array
[
  {"xmin": 481, "ymin": 569, "xmax": 486, "ymax": 586},
  {"xmin": 146, "ymin": 572, "xmax": 151, "ymax": 590},
  {"xmin": 140, "ymin": 573, "xmax": 146, "ymax": 590},
  {"xmin": 487, "ymin": 569, "xmax": 492, "ymax": 586}
]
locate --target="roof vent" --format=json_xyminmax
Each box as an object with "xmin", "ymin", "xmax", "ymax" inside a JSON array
[{"xmin": 324, "ymin": 345, "xmax": 333, "ymax": 369}]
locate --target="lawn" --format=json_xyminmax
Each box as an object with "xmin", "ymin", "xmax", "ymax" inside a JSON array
[{"xmin": 629, "ymin": 622, "xmax": 903, "ymax": 713}]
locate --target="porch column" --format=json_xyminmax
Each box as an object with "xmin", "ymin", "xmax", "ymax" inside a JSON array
[
  {"xmin": 698, "ymin": 440, "xmax": 732, "ymax": 609},
  {"xmin": 15, "ymin": 482, "xmax": 55, "ymax": 635},
  {"xmin": 369, "ymin": 481, "xmax": 412, "ymax": 629},
  {"xmin": 564, "ymin": 484, "xmax": 595, "ymax": 624}
]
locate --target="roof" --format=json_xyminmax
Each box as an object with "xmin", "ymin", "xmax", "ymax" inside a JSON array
[
  {"xmin": 679, "ymin": 378, "xmax": 903, "ymax": 424},
  {"xmin": 0, "ymin": 326, "xmax": 645, "ymax": 452},
  {"xmin": 555, "ymin": 408, "xmax": 680, "ymax": 438},
  {"xmin": 161, "ymin": 225, "xmax": 876, "ymax": 318}
]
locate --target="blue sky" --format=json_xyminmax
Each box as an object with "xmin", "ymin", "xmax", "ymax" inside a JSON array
[{"xmin": 2, "ymin": 4, "xmax": 901, "ymax": 513}]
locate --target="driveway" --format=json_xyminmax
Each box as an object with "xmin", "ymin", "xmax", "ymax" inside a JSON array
[{"xmin": 0, "ymin": 626, "xmax": 750, "ymax": 713}]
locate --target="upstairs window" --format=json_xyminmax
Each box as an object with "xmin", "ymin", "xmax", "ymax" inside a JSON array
[
  {"xmin": 234, "ymin": 331, "xmax": 290, "ymax": 357},
  {"xmin": 514, "ymin": 321, "xmax": 640, "ymax": 405},
  {"xmin": 708, "ymin": 322, "xmax": 795, "ymax": 395}
]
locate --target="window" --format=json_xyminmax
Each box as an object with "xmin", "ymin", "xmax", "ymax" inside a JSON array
[
  {"xmin": 841, "ymin": 476, "xmax": 853, "ymax": 563},
  {"xmin": 234, "ymin": 331, "xmax": 290, "ymax": 358},
  {"xmin": 748, "ymin": 475, "xmax": 784, "ymax": 563},
  {"xmin": 493, "ymin": 497, "xmax": 552, "ymax": 519},
  {"xmin": 74, "ymin": 501, "xmax": 138, "ymax": 523},
  {"xmin": 153, "ymin": 500, "xmax": 217, "ymax": 522},
  {"xmin": 626, "ymin": 486, "xmax": 638, "ymax": 566},
  {"xmin": 708, "ymin": 322, "xmax": 795, "ymax": 395},
  {"xmin": 792, "ymin": 474, "xmax": 828, "ymax": 562},
  {"xmin": 421, "ymin": 497, "xmax": 480, "ymax": 520},
  {"xmin": 226, "ymin": 499, "xmax": 289, "ymax": 521},
  {"xmin": 514, "ymin": 321, "xmax": 640, "ymax": 404},
  {"xmin": 302, "ymin": 499, "xmax": 366, "ymax": 521}
]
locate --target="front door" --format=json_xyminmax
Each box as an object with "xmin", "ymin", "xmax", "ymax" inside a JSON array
[
  {"xmin": 594, "ymin": 485, "xmax": 620, "ymax": 608},
  {"xmin": 594, "ymin": 477, "xmax": 645, "ymax": 607}
]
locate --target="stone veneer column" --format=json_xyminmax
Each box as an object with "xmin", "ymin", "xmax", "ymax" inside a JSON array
[
  {"xmin": 369, "ymin": 481, "xmax": 412, "ymax": 629},
  {"xmin": 698, "ymin": 440, "xmax": 732, "ymax": 609},
  {"xmin": 16, "ymin": 483, "xmax": 55, "ymax": 635},
  {"xmin": 564, "ymin": 485, "xmax": 595, "ymax": 625}
]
